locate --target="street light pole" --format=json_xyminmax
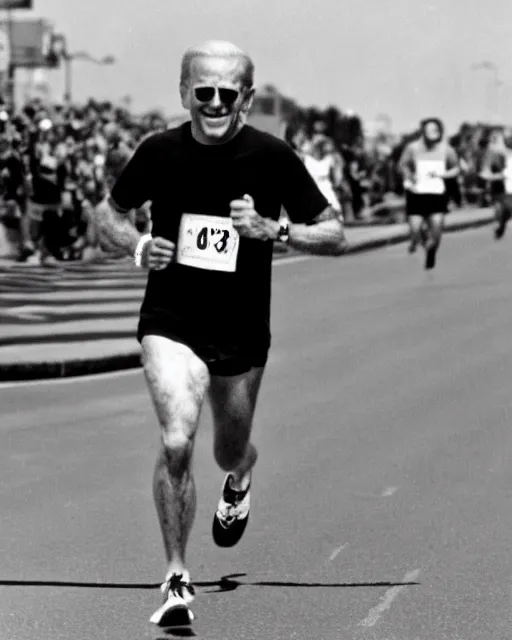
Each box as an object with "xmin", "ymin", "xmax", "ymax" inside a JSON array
[
  {"xmin": 64, "ymin": 53, "xmax": 71, "ymax": 103},
  {"xmin": 471, "ymin": 61, "xmax": 501, "ymax": 124},
  {"xmin": 5, "ymin": 5, "xmax": 14, "ymax": 110}
]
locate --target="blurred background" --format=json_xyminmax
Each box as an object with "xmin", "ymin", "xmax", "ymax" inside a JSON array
[{"xmin": 0, "ymin": 0, "xmax": 509, "ymax": 263}]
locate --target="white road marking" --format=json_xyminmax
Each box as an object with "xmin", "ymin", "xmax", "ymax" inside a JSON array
[
  {"xmin": 358, "ymin": 569, "xmax": 420, "ymax": 628},
  {"xmin": 273, "ymin": 255, "xmax": 314, "ymax": 267},
  {"xmin": 329, "ymin": 544, "xmax": 347, "ymax": 561},
  {"xmin": 382, "ymin": 486, "xmax": 398, "ymax": 497},
  {"xmin": 2, "ymin": 306, "xmax": 47, "ymax": 320},
  {"xmin": 4, "ymin": 305, "xmax": 50, "ymax": 314}
]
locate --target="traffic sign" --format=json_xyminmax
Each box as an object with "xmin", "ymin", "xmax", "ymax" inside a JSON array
[{"xmin": 0, "ymin": 1, "xmax": 33, "ymax": 8}]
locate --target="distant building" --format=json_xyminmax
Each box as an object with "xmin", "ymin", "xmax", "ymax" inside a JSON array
[{"xmin": 247, "ymin": 84, "xmax": 300, "ymax": 140}]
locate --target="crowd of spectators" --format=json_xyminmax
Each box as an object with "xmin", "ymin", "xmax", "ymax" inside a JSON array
[
  {"xmin": 0, "ymin": 95, "xmax": 508, "ymax": 265},
  {"xmin": 284, "ymin": 109, "xmax": 512, "ymax": 224},
  {"xmin": 0, "ymin": 97, "xmax": 165, "ymax": 264},
  {"xmin": 284, "ymin": 114, "xmax": 387, "ymax": 223}
]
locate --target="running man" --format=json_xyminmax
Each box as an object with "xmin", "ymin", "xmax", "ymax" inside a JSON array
[
  {"xmin": 398, "ymin": 118, "xmax": 459, "ymax": 269},
  {"xmin": 94, "ymin": 40, "xmax": 347, "ymax": 627},
  {"xmin": 479, "ymin": 128, "xmax": 512, "ymax": 240}
]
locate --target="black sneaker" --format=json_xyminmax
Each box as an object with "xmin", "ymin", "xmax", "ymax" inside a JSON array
[
  {"xmin": 495, "ymin": 222, "xmax": 507, "ymax": 239},
  {"xmin": 212, "ymin": 473, "xmax": 251, "ymax": 548},
  {"xmin": 149, "ymin": 573, "xmax": 195, "ymax": 627},
  {"xmin": 16, "ymin": 244, "xmax": 35, "ymax": 262},
  {"xmin": 425, "ymin": 246, "xmax": 437, "ymax": 270}
]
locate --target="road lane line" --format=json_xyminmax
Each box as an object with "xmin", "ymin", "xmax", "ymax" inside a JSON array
[
  {"xmin": 273, "ymin": 255, "xmax": 314, "ymax": 267},
  {"xmin": 358, "ymin": 569, "xmax": 420, "ymax": 628},
  {"xmin": 329, "ymin": 544, "xmax": 347, "ymax": 561},
  {"xmin": 382, "ymin": 486, "xmax": 398, "ymax": 497}
]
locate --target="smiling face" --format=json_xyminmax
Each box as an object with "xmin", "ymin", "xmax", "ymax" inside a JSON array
[{"xmin": 181, "ymin": 55, "xmax": 254, "ymax": 145}]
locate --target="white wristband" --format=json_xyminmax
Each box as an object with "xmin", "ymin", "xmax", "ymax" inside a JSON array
[{"xmin": 134, "ymin": 233, "xmax": 152, "ymax": 267}]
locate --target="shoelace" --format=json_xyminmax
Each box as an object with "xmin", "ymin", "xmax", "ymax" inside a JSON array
[
  {"xmin": 221, "ymin": 483, "xmax": 251, "ymax": 523},
  {"xmin": 166, "ymin": 574, "xmax": 195, "ymax": 600},
  {"xmin": 224, "ymin": 478, "xmax": 250, "ymax": 505}
]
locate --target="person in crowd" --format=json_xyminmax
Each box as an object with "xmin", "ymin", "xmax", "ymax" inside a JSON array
[
  {"xmin": 398, "ymin": 117, "xmax": 459, "ymax": 270},
  {"xmin": 303, "ymin": 134, "xmax": 343, "ymax": 217},
  {"xmin": 479, "ymin": 127, "xmax": 512, "ymax": 239},
  {"xmin": 0, "ymin": 132, "xmax": 31, "ymax": 260}
]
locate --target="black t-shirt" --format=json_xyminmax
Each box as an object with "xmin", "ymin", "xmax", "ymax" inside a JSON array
[
  {"xmin": 30, "ymin": 153, "xmax": 67, "ymax": 205},
  {"xmin": 111, "ymin": 122, "xmax": 328, "ymax": 351},
  {"xmin": 0, "ymin": 153, "xmax": 25, "ymax": 200}
]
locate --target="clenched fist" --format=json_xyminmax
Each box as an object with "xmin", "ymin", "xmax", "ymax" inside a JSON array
[
  {"xmin": 142, "ymin": 236, "xmax": 175, "ymax": 270},
  {"xmin": 230, "ymin": 194, "xmax": 277, "ymax": 241}
]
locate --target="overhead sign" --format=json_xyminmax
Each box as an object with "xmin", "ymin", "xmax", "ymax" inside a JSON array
[
  {"xmin": 0, "ymin": 1, "xmax": 33, "ymax": 8},
  {"xmin": 0, "ymin": 19, "xmax": 50, "ymax": 67}
]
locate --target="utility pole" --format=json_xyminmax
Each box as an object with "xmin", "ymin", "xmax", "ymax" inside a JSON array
[{"xmin": 5, "ymin": 5, "xmax": 13, "ymax": 110}]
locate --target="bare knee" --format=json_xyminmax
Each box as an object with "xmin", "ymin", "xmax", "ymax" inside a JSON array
[
  {"xmin": 142, "ymin": 336, "xmax": 209, "ymax": 474},
  {"xmin": 160, "ymin": 428, "xmax": 194, "ymax": 477}
]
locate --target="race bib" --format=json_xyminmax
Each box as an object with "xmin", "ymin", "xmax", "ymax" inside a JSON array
[
  {"xmin": 176, "ymin": 213, "xmax": 240, "ymax": 272},
  {"xmin": 415, "ymin": 160, "xmax": 445, "ymax": 194}
]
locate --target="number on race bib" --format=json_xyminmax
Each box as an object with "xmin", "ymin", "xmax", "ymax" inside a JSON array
[
  {"xmin": 197, "ymin": 227, "xmax": 208, "ymax": 250},
  {"xmin": 177, "ymin": 214, "xmax": 240, "ymax": 272}
]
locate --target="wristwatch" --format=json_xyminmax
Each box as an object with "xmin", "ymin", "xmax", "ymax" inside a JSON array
[{"xmin": 276, "ymin": 219, "xmax": 290, "ymax": 243}]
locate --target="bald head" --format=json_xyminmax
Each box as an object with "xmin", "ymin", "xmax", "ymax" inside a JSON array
[{"xmin": 180, "ymin": 40, "xmax": 254, "ymax": 89}]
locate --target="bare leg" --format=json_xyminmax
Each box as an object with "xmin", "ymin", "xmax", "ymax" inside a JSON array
[
  {"xmin": 209, "ymin": 366, "xmax": 265, "ymax": 490},
  {"xmin": 142, "ymin": 335, "xmax": 210, "ymax": 580},
  {"xmin": 19, "ymin": 212, "xmax": 34, "ymax": 255},
  {"xmin": 408, "ymin": 214, "xmax": 424, "ymax": 253},
  {"xmin": 428, "ymin": 213, "xmax": 445, "ymax": 250}
]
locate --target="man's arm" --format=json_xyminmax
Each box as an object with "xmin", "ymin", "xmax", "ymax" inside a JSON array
[
  {"xmin": 441, "ymin": 146, "xmax": 461, "ymax": 180},
  {"xmin": 95, "ymin": 196, "xmax": 175, "ymax": 269},
  {"xmin": 397, "ymin": 145, "xmax": 415, "ymax": 184},
  {"xmin": 280, "ymin": 206, "xmax": 347, "ymax": 256},
  {"xmin": 230, "ymin": 197, "xmax": 348, "ymax": 256},
  {"xmin": 94, "ymin": 196, "xmax": 141, "ymax": 256},
  {"xmin": 94, "ymin": 133, "xmax": 152, "ymax": 253}
]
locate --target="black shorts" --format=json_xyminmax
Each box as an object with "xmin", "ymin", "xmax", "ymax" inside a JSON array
[
  {"xmin": 137, "ymin": 316, "xmax": 269, "ymax": 377},
  {"xmin": 406, "ymin": 191, "xmax": 448, "ymax": 219},
  {"xmin": 495, "ymin": 193, "xmax": 512, "ymax": 214}
]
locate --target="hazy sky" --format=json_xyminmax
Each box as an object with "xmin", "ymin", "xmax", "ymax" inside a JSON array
[{"xmin": 11, "ymin": 0, "xmax": 512, "ymax": 132}]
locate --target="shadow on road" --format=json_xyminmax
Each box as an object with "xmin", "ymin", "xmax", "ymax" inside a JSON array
[
  {"xmin": 0, "ymin": 572, "xmax": 420, "ymax": 592},
  {"xmin": 200, "ymin": 573, "xmax": 421, "ymax": 593},
  {"xmin": 156, "ymin": 629, "xmax": 196, "ymax": 638}
]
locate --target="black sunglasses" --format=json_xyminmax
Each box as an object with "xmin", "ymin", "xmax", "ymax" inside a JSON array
[{"xmin": 194, "ymin": 87, "xmax": 240, "ymax": 106}]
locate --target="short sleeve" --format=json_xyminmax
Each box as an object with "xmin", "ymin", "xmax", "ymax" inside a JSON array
[
  {"xmin": 398, "ymin": 145, "xmax": 414, "ymax": 174},
  {"xmin": 278, "ymin": 145, "xmax": 329, "ymax": 223},
  {"xmin": 446, "ymin": 146, "xmax": 459, "ymax": 169},
  {"xmin": 110, "ymin": 136, "xmax": 155, "ymax": 211}
]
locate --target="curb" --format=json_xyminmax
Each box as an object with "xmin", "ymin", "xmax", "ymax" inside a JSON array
[
  {"xmin": 0, "ymin": 352, "xmax": 142, "ymax": 382},
  {"xmin": 0, "ymin": 213, "xmax": 495, "ymax": 383},
  {"xmin": 344, "ymin": 213, "xmax": 494, "ymax": 256}
]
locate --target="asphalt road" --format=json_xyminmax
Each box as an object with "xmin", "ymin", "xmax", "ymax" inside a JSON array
[{"xmin": 2, "ymin": 226, "xmax": 512, "ymax": 640}]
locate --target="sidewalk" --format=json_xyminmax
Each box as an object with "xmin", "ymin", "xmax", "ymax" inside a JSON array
[{"xmin": 0, "ymin": 207, "xmax": 495, "ymax": 382}]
